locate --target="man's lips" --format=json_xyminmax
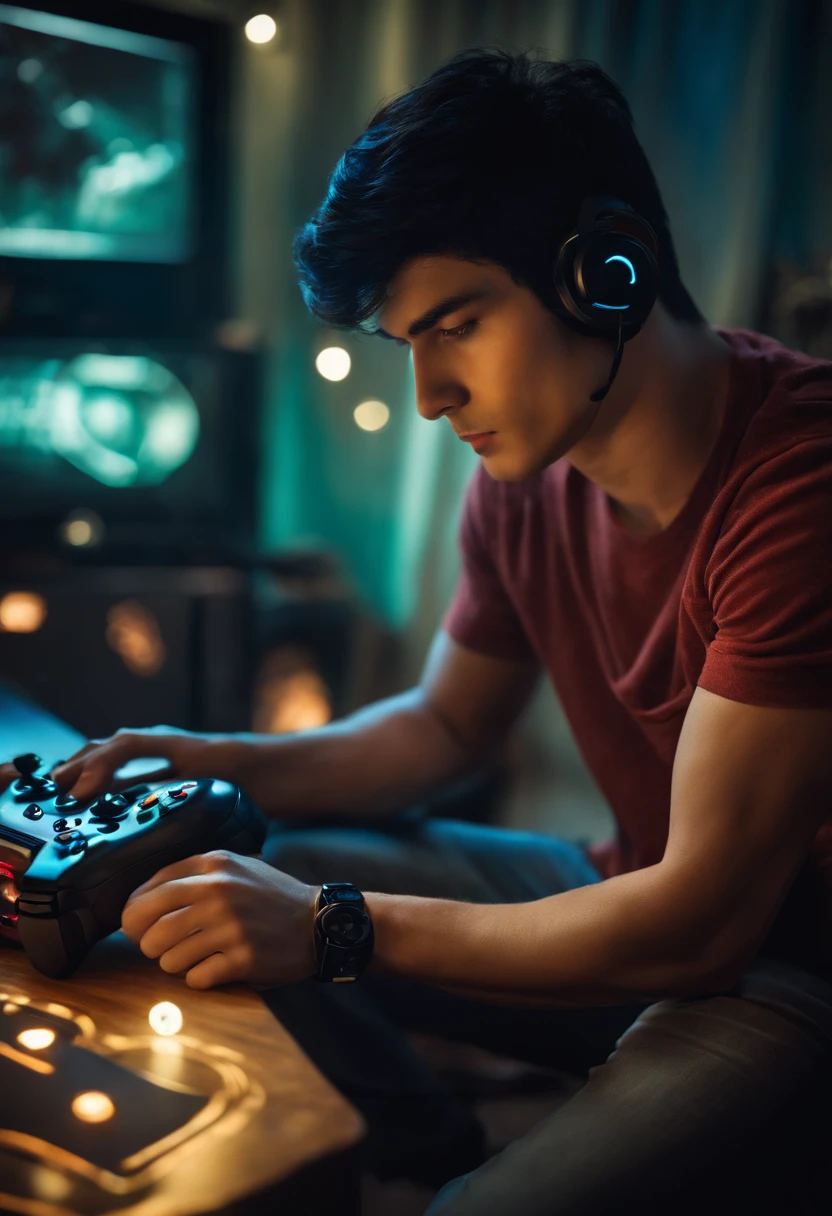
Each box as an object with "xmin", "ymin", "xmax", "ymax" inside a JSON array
[{"xmin": 456, "ymin": 431, "xmax": 496, "ymax": 440}]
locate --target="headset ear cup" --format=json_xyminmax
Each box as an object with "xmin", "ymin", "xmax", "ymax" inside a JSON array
[
  {"xmin": 553, "ymin": 233, "xmax": 596, "ymax": 331},
  {"xmin": 552, "ymin": 198, "xmax": 659, "ymax": 337}
]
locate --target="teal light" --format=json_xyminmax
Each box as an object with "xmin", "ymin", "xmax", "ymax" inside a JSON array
[
  {"xmin": 604, "ymin": 254, "xmax": 637, "ymax": 283},
  {"xmin": 48, "ymin": 355, "xmax": 200, "ymax": 487}
]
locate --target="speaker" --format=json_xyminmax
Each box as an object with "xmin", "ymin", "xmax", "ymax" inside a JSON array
[{"xmin": 0, "ymin": 566, "xmax": 253, "ymax": 739}]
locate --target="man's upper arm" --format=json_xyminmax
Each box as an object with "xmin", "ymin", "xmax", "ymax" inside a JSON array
[
  {"xmin": 418, "ymin": 629, "xmax": 540, "ymax": 762},
  {"xmin": 661, "ymin": 685, "xmax": 832, "ymax": 982}
]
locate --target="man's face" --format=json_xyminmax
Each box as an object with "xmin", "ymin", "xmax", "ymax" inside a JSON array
[{"xmin": 377, "ymin": 254, "xmax": 613, "ymax": 480}]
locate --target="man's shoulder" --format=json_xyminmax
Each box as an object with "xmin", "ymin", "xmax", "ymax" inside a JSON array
[
  {"xmin": 721, "ymin": 327, "xmax": 832, "ymax": 472},
  {"xmin": 722, "ymin": 326, "xmax": 832, "ymax": 422}
]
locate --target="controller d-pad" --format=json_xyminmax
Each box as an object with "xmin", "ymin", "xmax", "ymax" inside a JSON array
[
  {"xmin": 23, "ymin": 805, "xmax": 44, "ymax": 820},
  {"xmin": 56, "ymin": 830, "xmax": 83, "ymax": 844},
  {"xmin": 136, "ymin": 809, "xmax": 155, "ymax": 824}
]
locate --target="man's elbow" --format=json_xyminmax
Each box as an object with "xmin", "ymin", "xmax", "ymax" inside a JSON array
[{"xmin": 670, "ymin": 935, "xmax": 753, "ymax": 998}]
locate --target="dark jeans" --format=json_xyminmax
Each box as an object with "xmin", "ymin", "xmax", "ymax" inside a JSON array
[{"xmin": 260, "ymin": 812, "xmax": 832, "ymax": 1214}]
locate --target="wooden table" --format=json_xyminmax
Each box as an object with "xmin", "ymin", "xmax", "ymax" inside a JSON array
[{"xmin": 0, "ymin": 932, "xmax": 365, "ymax": 1216}]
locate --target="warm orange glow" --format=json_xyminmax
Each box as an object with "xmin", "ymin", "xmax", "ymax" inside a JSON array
[
  {"xmin": 0, "ymin": 591, "xmax": 47, "ymax": 633},
  {"xmin": 106, "ymin": 599, "xmax": 166, "ymax": 676},
  {"xmin": 148, "ymin": 1001, "xmax": 183, "ymax": 1036},
  {"xmin": 252, "ymin": 647, "xmax": 333, "ymax": 734},
  {"xmin": 17, "ymin": 1028, "xmax": 55, "ymax": 1051},
  {"xmin": 71, "ymin": 1091, "xmax": 115, "ymax": 1123}
]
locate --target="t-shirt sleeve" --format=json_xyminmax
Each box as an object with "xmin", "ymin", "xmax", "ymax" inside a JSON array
[
  {"xmin": 697, "ymin": 435, "xmax": 832, "ymax": 709},
  {"xmin": 441, "ymin": 466, "xmax": 537, "ymax": 661}
]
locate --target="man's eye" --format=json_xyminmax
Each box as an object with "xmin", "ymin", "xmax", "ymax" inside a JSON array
[{"xmin": 439, "ymin": 320, "xmax": 477, "ymax": 340}]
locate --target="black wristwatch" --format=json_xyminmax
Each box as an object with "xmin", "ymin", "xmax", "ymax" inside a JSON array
[{"xmin": 313, "ymin": 882, "xmax": 374, "ymax": 983}]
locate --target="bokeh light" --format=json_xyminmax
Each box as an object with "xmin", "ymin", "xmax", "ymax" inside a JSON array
[
  {"xmin": 106, "ymin": 600, "xmax": 167, "ymax": 678},
  {"xmin": 245, "ymin": 14, "xmax": 277, "ymax": 43},
  {"xmin": 148, "ymin": 1001, "xmax": 183, "ymax": 1036},
  {"xmin": 353, "ymin": 400, "xmax": 390, "ymax": 432},
  {"xmin": 315, "ymin": 347, "xmax": 351, "ymax": 381},
  {"xmin": 60, "ymin": 508, "xmax": 104, "ymax": 549},
  {"xmin": 17, "ymin": 1028, "xmax": 55, "ymax": 1051},
  {"xmin": 0, "ymin": 592, "xmax": 47, "ymax": 633},
  {"xmin": 71, "ymin": 1091, "xmax": 115, "ymax": 1123}
]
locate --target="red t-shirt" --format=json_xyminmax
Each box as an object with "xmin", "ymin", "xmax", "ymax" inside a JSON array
[{"xmin": 443, "ymin": 327, "xmax": 832, "ymax": 962}]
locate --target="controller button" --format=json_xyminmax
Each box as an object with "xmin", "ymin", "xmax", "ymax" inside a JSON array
[
  {"xmin": 69, "ymin": 841, "xmax": 87, "ymax": 854},
  {"xmin": 181, "ymin": 781, "xmax": 198, "ymax": 789},
  {"xmin": 94, "ymin": 822, "xmax": 119, "ymax": 834},
  {"xmin": 140, "ymin": 793, "xmax": 159, "ymax": 809},
  {"xmin": 136, "ymin": 809, "xmax": 155, "ymax": 824},
  {"xmin": 54, "ymin": 793, "xmax": 76, "ymax": 808},
  {"xmin": 53, "ymin": 818, "xmax": 69, "ymax": 832},
  {"xmin": 23, "ymin": 805, "xmax": 44, "ymax": 820},
  {"xmin": 56, "ymin": 830, "xmax": 83, "ymax": 844}
]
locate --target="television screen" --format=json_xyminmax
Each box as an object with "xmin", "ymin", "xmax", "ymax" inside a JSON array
[
  {"xmin": 0, "ymin": 343, "xmax": 259, "ymax": 560},
  {"xmin": 0, "ymin": 3, "xmax": 194, "ymax": 262}
]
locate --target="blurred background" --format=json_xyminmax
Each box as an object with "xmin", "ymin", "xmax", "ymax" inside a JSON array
[{"xmin": 1, "ymin": 0, "xmax": 831, "ymax": 847}]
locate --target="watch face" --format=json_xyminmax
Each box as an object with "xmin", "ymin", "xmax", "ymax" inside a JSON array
[{"xmin": 319, "ymin": 904, "xmax": 371, "ymax": 948}]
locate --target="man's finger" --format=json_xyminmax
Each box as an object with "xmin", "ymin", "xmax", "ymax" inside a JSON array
[
  {"xmin": 50, "ymin": 742, "xmax": 99, "ymax": 783},
  {"xmin": 126, "ymin": 854, "xmax": 214, "ymax": 903},
  {"xmin": 185, "ymin": 948, "xmax": 239, "ymax": 990},
  {"xmin": 158, "ymin": 927, "xmax": 233, "ymax": 977},
  {"xmin": 122, "ymin": 872, "xmax": 216, "ymax": 941},
  {"xmin": 0, "ymin": 762, "xmax": 19, "ymax": 793},
  {"xmin": 137, "ymin": 903, "xmax": 205, "ymax": 959},
  {"xmin": 110, "ymin": 765, "xmax": 176, "ymax": 795}
]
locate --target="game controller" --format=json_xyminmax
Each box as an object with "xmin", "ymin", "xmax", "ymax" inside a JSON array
[{"xmin": 0, "ymin": 753, "xmax": 267, "ymax": 979}]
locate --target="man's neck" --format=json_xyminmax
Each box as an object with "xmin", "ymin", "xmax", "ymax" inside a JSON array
[{"xmin": 567, "ymin": 307, "xmax": 733, "ymax": 535}]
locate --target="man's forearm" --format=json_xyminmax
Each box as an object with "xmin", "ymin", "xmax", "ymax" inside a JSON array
[
  {"xmin": 365, "ymin": 866, "xmax": 739, "ymax": 1008},
  {"xmin": 212, "ymin": 689, "xmax": 476, "ymax": 819}
]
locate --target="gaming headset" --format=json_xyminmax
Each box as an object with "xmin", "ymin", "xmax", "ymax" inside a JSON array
[{"xmin": 552, "ymin": 194, "xmax": 659, "ymax": 402}]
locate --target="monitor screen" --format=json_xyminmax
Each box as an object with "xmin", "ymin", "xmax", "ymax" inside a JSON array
[
  {"xmin": 0, "ymin": 344, "xmax": 259, "ymax": 558},
  {"xmin": 0, "ymin": 4, "xmax": 194, "ymax": 262}
]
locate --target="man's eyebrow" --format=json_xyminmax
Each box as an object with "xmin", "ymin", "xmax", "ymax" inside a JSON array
[{"xmin": 373, "ymin": 288, "xmax": 490, "ymax": 342}]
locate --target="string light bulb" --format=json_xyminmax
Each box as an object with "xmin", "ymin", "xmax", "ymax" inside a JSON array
[
  {"xmin": 148, "ymin": 1001, "xmax": 183, "ymax": 1036},
  {"xmin": 353, "ymin": 400, "xmax": 390, "ymax": 432},
  {"xmin": 245, "ymin": 14, "xmax": 277, "ymax": 44},
  {"xmin": 315, "ymin": 347, "xmax": 351, "ymax": 381}
]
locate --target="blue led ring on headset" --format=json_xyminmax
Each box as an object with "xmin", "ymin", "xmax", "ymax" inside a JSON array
[{"xmin": 552, "ymin": 196, "xmax": 659, "ymax": 337}]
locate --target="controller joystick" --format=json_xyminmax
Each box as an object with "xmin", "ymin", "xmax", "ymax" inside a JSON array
[
  {"xmin": 89, "ymin": 793, "xmax": 130, "ymax": 819},
  {"xmin": 13, "ymin": 754, "xmax": 41, "ymax": 780},
  {"xmin": 11, "ymin": 754, "xmax": 57, "ymax": 799}
]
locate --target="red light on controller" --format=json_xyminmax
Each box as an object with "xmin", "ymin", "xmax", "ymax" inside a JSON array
[{"xmin": 0, "ymin": 864, "xmax": 20, "ymax": 925}]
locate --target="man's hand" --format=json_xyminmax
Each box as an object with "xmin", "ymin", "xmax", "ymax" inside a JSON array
[
  {"xmin": 42, "ymin": 726, "xmax": 232, "ymax": 802},
  {"xmin": 121, "ymin": 851, "xmax": 319, "ymax": 989}
]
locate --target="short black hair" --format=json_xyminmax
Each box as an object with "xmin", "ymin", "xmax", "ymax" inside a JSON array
[{"xmin": 294, "ymin": 48, "xmax": 704, "ymax": 333}]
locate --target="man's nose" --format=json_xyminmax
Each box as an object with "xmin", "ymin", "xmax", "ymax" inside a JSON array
[{"xmin": 413, "ymin": 363, "xmax": 466, "ymax": 422}]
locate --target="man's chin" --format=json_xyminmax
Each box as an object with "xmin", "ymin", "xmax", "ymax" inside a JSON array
[{"xmin": 481, "ymin": 447, "xmax": 561, "ymax": 482}]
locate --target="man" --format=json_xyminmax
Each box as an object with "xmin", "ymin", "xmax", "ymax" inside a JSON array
[{"xmin": 5, "ymin": 50, "xmax": 832, "ymax": 1214}]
